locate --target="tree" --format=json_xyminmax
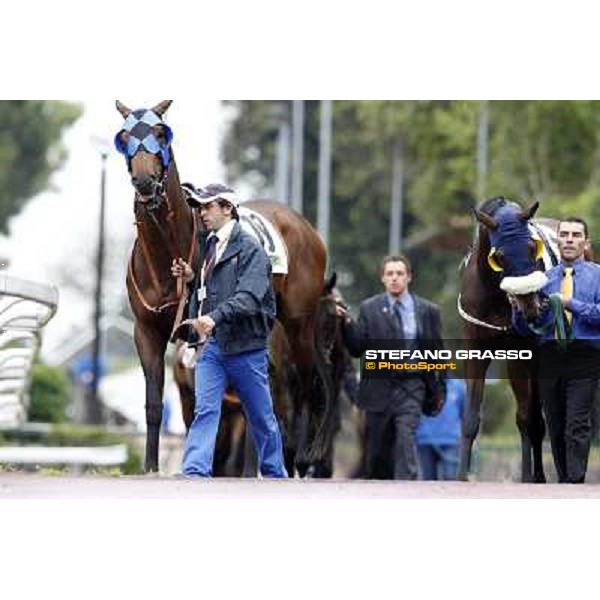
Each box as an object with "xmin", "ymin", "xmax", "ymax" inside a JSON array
[
  {"xmin": 221, "ymin": 101, "xmax": 474, "ymax": 324},
  {"xmin": 0, "ymin": 100, "xmax": 82, "ymax": 233}
]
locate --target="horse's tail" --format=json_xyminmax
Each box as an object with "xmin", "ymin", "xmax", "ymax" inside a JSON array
[{"xmin": 308, "ymin": 317, "xmax": 340, "ymax": 466}]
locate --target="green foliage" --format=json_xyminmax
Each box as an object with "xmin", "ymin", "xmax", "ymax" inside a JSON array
[
  {"xmin": 0, "ymin": 100, "xmax": 82, "ymax": 233},
  {"xmin": 46, "ymin": 425, "xmax": 143, "ymax": 474},
  {"xmin": 28, "ymin": 363, "xmax": 72, "ymax": 423},
  {"xmin": 0, "ymin": 424, "xmax": 143, "ymax": 475}
]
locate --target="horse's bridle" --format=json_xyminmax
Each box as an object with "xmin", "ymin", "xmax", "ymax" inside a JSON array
[
  {"xmin": 129, "ymin": 181, "xmax": 198, "ymax": 315},
  {"xmin": 133, "ymin": 168, "xmax": 169, "ymax": 212},
  {"xmin": 457, "ymin": 293, "xmax": 511, "ymax": 332}
]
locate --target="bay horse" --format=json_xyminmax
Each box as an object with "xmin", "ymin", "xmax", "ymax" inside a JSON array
[
  {"xmin": 114, "ymin": 100, "xmax": 197, "ymax": 472},
  {"xmin": 457, "ymin": 196, "xmax": 553, "ymax": 482},
  {"xmin": 115, "ymin": 101, "xmax": 329, "ymax": 473}
]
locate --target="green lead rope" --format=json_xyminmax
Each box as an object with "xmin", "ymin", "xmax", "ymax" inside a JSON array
[{"xmin": 527, "ymin": 294, "xmax": 572, "ymax": 350}]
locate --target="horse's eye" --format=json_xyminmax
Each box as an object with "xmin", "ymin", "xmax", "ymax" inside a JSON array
[{"xmin": 153, "ymin": 126, "xmax": 167, "ymax": 143}]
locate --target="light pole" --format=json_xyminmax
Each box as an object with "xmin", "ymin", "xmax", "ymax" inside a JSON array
[
  {"xmin": 477, "ymin": 100, "xmax": 490, "ymax": 200},
  {"xmin": 291, "ymin": 100, "xmax": 305, "ymax": 213},
  {"xmin": 317, "ymin": 100, "xmax": 333, "ymax": 249},
  {"xmin": 265, "ymin": 101, "xmax": 291, "ymax": 204},
  {"xmin": 87, "ymin": 137, "xmax": 109, "ymax": 424},
  {"xmin": 389, "ymin": 139, "xmax": 404, "ymax": 254}
]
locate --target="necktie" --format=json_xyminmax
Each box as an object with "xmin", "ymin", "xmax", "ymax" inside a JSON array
[
  {"xmin": 203, "ymin": 235, "xmax": 218, "ymax": 284},
  {"xmin": 393, "ymin": 301, "xmax": 405, "ymax": 341},
  {"xmin": 561, "ymin": 266, "xmax": 574, "ymax": 325}
]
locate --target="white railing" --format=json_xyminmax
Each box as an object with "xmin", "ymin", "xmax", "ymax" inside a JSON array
[{"xmin": 0, "ymin": 274, "xmax": 58, "ymax": 429}]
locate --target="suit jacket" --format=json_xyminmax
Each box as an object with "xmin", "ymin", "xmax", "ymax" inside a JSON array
[{"xmin": 342, "ymin": 292, "xmax": 444, "ymax": 413}]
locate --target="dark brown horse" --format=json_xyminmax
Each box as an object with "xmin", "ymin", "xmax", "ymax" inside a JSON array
[
  {"xmin": 457, "ymin": 196, "xmax": 552, "ymax": 482},
  {"xmin": 116, "ymin": 101, "xmax": 329, "ymax": 473}
]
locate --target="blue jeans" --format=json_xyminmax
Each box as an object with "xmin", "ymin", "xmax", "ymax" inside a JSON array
[
  {"xmin": 182, "ymin": 339, "xmax": 288, "ymax": 478},
  {"xmin": 417, "ymin": 444, "xmax": 459, "ymax": 480}
]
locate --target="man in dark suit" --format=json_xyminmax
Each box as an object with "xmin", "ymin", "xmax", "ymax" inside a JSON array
[{"xmin": 336, "ymin": 254, "xmax": 444, "ymax": 480}]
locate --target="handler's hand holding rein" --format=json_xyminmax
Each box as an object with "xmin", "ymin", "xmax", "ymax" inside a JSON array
[
  {"xmin": 170, "ymin": 258, "xmax": 195, "ymax": 283},
  {"xmin": 193, "ymin": 315, "xmax": 215, "ymax": 336},
  {"xmin": 335, "ymin": 300, "xmax": 351, "ymax": 324}
]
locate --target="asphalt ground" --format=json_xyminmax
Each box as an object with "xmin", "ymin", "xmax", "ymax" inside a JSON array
[{"xmin": 3, "ymin": 474, "xmax": 600, "ymax": 498}]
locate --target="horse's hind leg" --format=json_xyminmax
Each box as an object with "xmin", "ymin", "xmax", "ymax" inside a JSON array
[
  {"xmin": 280, "ymin": 316, "xmax": 317, "ymax": 474},
  {"xmin": 241, "ymin": 418, "xmax": 258, "ymax": 477},
  {"xmin": 458, "ymin": 358, "xmax": 490, "ymax": 481},
  {"xmin": 135, "ymin": 326, "xmax": 167, "ymax": 473},
  {"xmin": 173, "ymin": 342, "xmax": 195, "ymax": 430}
]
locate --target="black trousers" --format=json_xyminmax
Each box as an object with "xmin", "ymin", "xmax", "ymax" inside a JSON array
[
  {"xmin": 540, "ymin": 376, "xmax": 597, "ymax": 483},
  {"xmin": 365, "ymin": 382, "xmax": 423, "ymax": 480}
]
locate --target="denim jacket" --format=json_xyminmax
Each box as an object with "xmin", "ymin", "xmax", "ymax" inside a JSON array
[{"xmin": 187, "ymin": 221, "xmax": 276, "ymax": 354}]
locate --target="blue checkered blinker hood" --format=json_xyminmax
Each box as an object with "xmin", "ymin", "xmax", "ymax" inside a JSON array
[{"xmin": 114, "ymin": 109, "xmax": 173, "ymax": 167}]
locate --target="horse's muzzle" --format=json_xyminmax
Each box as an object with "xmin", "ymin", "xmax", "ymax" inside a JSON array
[{"xmin": 132, "ymin": 175, "xmax": 161, "ymax": 198}]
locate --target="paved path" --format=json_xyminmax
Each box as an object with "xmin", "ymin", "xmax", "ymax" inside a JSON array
[{"xmin": 2, "ymin": 474, "xmax": 600, "ymax": 498}]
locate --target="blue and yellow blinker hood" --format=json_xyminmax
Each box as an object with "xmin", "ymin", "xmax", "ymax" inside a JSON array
[{"xmin": 487, "ymin": 205, "xmax": 543, "ymax": 277}]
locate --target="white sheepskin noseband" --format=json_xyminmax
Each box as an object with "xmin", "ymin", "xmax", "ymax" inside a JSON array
[{"xmin": 500, "ymin": 270, "xmax": 548, "ymax": 295}]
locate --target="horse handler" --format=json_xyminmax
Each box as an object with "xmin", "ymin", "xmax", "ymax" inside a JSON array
[
  {"xmin": 171, "ymin": 182, "xmax": 287, "ymax": 478},
  {"xmin": 512, "ymin": 217, "xmax": 600, "ymax": 483}
]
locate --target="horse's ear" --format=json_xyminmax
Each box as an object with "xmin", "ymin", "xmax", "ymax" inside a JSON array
[
  {"xmin": 519, "ymin": 201, "xmax": 540, "ymax": 221},
  {"xmin": 472, "ymin": 207, "xmax": 498, "ymax": 230},
  {"xmin": 152, "ymin": 100, "xmax": 173, "ymax": 116},
  {"xmin": 324, "ymin": 272, "xmax": 337, "ymax": 294},
  {"xmin": 115, "ymin": 100, "xmax": 132, "ymax": 118}
]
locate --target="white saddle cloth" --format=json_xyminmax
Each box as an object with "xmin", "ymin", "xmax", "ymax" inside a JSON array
[
  {"xmin": 529, "ymin": 222, "xmax": 559, "ymax": 271},
  {"xmin": 238, "ymin": 206, "xmax": 289, "ymax": 274}
]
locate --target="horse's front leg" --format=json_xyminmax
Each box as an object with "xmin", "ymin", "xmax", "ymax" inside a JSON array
[
  {"xmin": 509, "ymin": 374, "xmax": 534, "ymax": 482},
  {"xmin": 529, "ymin": 377, "xmax": 546, "ymax": 483},
  {"xmin": 508, "ymin": 362, "xmax": 546, "ymax": 483},
  {"xmin": 458, "ymin": 357, "xmax": 491, "ymax": 481},
  {"xmin": 135, "ymin": 325, "xmax": 167, "ymax": 472}
]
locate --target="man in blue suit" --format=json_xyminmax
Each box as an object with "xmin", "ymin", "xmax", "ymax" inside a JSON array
[
  {"xmin": 171, "ymin": 183, "xmax": 287, "ymax": 478},
  {"xmin": 337, "ymin": 255, "xmax": 444, "ymax": 480}
]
